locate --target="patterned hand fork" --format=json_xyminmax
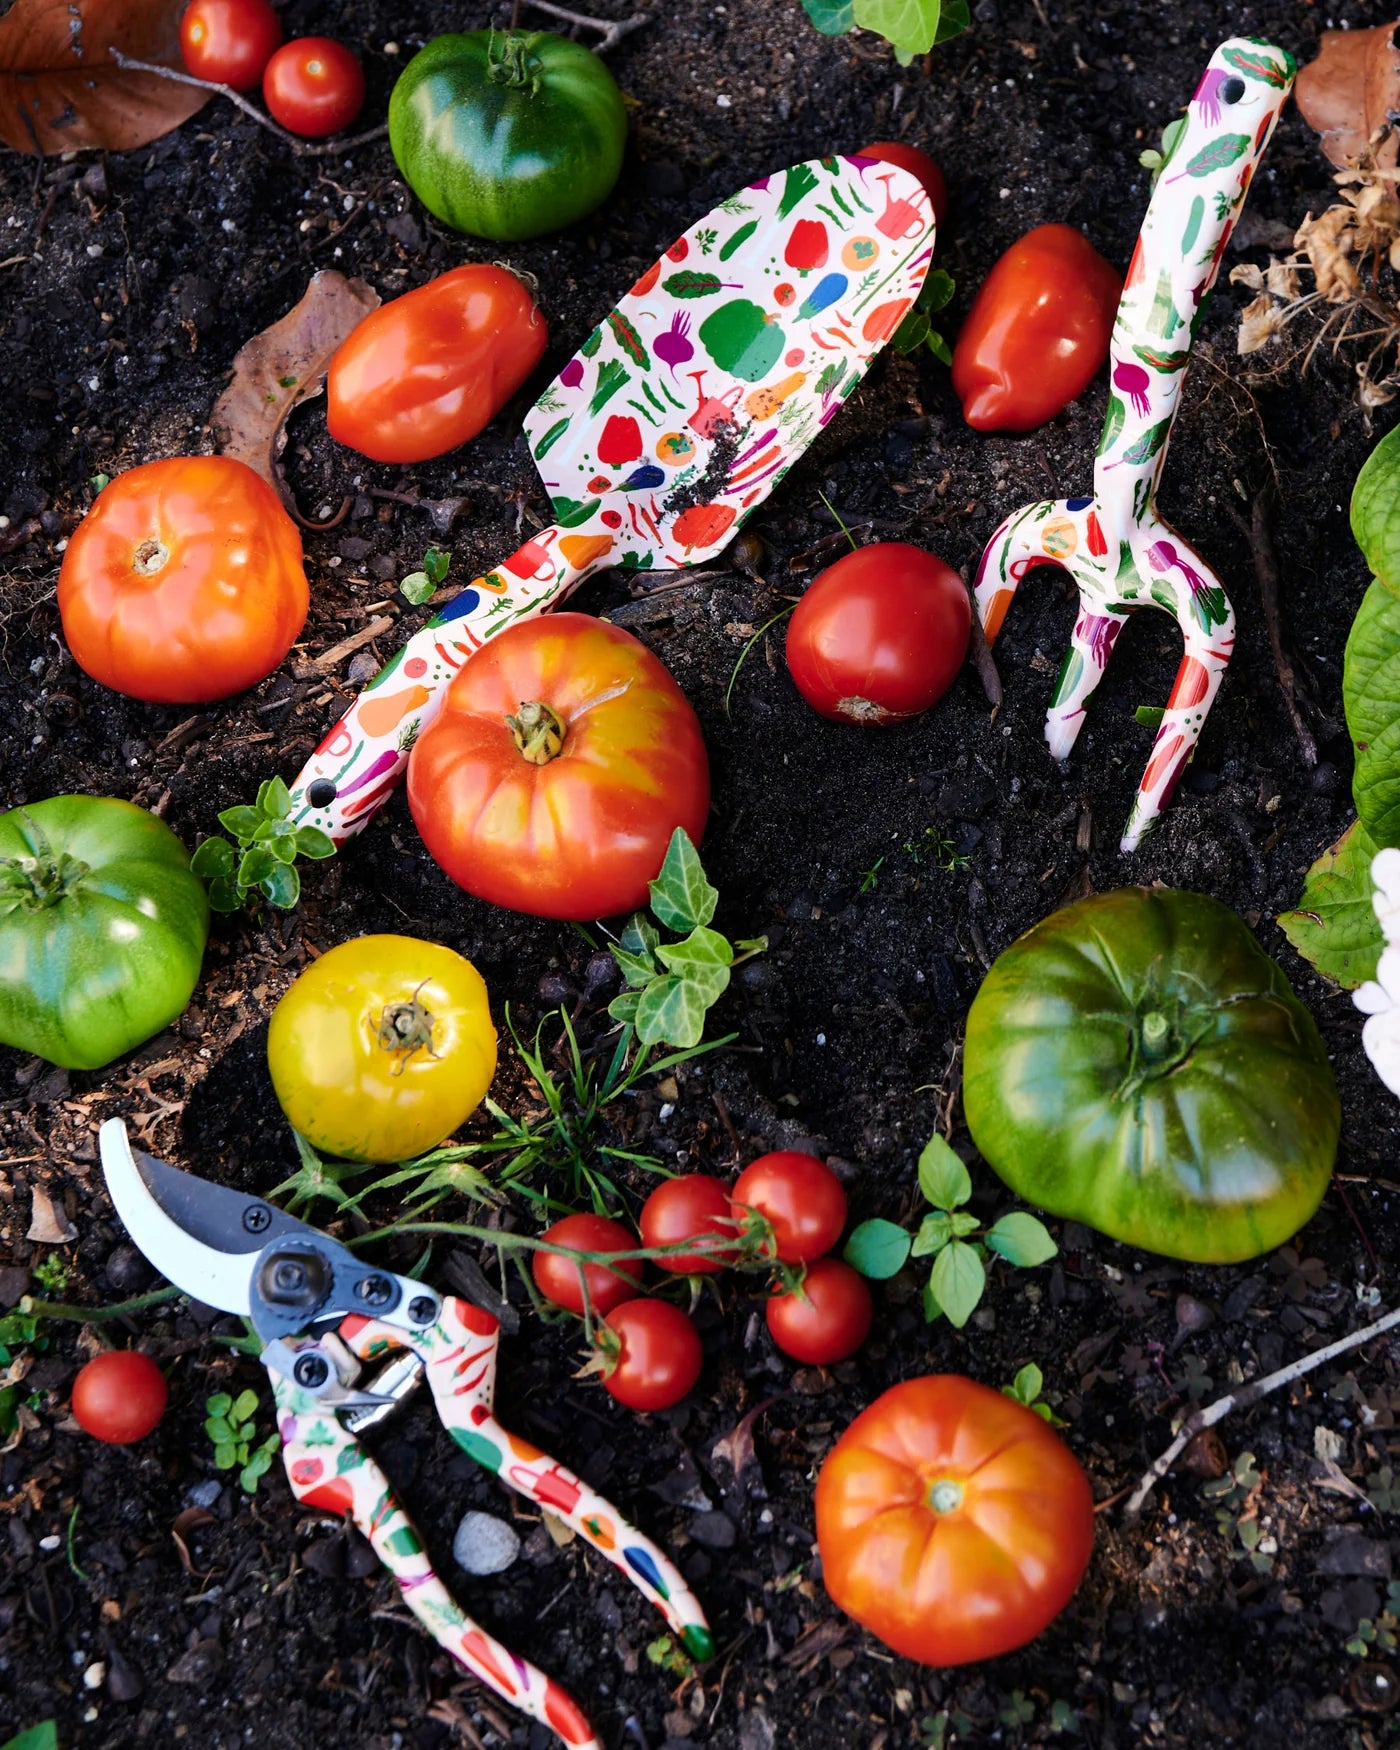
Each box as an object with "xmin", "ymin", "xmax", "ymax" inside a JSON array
[
  {"xmin": 98, "ymin": 1120, "xmax": 711, "ymax": 1750},
  {"xmin": 973, "ymin": 39, "xmax": 1295, "ymax": 851}
]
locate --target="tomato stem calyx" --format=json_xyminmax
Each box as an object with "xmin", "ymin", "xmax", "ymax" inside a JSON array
[
  {"xmin": 928, "ymin": 1478, "xmax": 964, "ymax": 1514},
  {"xmin": 486, "ymin": 27, "xmax": 543, "ymax": 94},
  {"xmin": 375, "ymin": 985, "xmax": 439, "ymax": 1068},
  {"xmin": 132, "ymin": 537, "xmax": 171, "ymax": 576},
  {"xmin": 506, "ymin": 700, "xmax": 567, "ymax": 765},
  {"xmin": 0, "ymin": 812, "xmax": 91, "ymax": 912}
]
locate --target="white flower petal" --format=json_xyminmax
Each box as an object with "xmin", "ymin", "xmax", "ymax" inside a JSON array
[
  {"xmin": 1362, "ymin": 1008, "xmax": 1400, "ymax": 1097},
  {"xmin": 1371, "ymin": 847, "xmax": 1400, "ymax": 942},
  {"xmin": 1354, "ymin": 978, "xmax": 1393, "ymax": 1016}
]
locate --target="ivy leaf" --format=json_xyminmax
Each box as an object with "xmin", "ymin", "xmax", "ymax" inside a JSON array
[
  {"xmin": 917, "ymin": 1132, "xmax": 972, "ymax": 1210},
  {"xmin": 801, "ymin": 0, "xmax": 855, "ymax": 32},
  {"xmin": 613, "ymin": 944, "xmax": 660, "ymax": 989},
  {"xmin": 608, "ymin": 989, "xmax": 644, "ymax": 1025},
  {"xmin": 190, "ymin": 836, "xmax": 236, "ymax": 878},
  {"xmin": 1279, "ymin": 819, "xmax": 1384, "ymax": 989},
  {"xmin": 619, "ymin": 913, "xmax": 661, "ymax": 957},
  {"xmin": 984, "ymin": 1211, "xmax": 1058, "ymax": 1267},
  {"xmin": 844, "ymin": 1218, "xmax": 912, "ymax": 1279},
  {"xmin": 656, "ymin": 926, "xmax": 733, "ymax": 1006},
  {"xmin": 649, "ymin": 829, "xmax": 719, "ymax": 933},
  {"xmin": 927, "ymin": 1240, "xmax": 986, "ymax": 1328},
  {"xmin": 635, "ymin": 975, "xmax": 707, "ymax": 1049}
]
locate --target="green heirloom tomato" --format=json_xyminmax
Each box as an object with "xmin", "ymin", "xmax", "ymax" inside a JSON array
[
  {"xmin": 0, "ymin": 797, "xmax": 209, "ymax": 1070},
  {"xmin": 963, "ymin": 888, "xmax": 1338, "ymax": 1264},
  {"xmin": 388, "ymin": 30, "xmax": 627, "ymax": 242}
]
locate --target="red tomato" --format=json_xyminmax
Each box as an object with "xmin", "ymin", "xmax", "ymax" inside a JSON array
[
  {"xmin": 533, "ymin": 1213, "xmax": 643, "ymax": 1316},
  {"xmin": 180, "ymin": 0, "xmax": 282, "ymax": 89},
  {"xmin": 731, "ymin": 1152, "xmax": 846, "ymax": 1265},
  {"xmin": 328, "ymin": 266, "xmax": 546, "ymax": 465},
  {"xmin": 71, "ymin": 1350, "xmax": 168, "ymax": 1445},
  {"xmin": 263, "ymin": 37, "xmax": 365, "ymax": 138},
  {"xmin": 952, "ymin": 224, "xmax": 1122, "ymax": 433},
  {"xmin": 639, "ymin": 1174, "xmax": 735, "ymax": 1275},
  {"xmin": 786, "ymin": 543, "xmax": 970, "ymax": 725},
  {"xmin": 58, "ymin": 455, "xmax": 308, "ymax": 705},
  {"xmin": 407, "ymin": 614, "xmax": 710, "ymax": 921},
  {"xmin": 857, "ymin": 140, "xmax": 948, "ymax": 230},
  {"xmin": 598, "ymin": 1300, "xmax": 702, "ymax": 1411},
  {"xmin": 815, "ymin": 1375, "xmax": 1096, "ymax": 1664},
  {"xmin": 765, "ymin": 1259, "xmax": 872, "ymax": 1364}
]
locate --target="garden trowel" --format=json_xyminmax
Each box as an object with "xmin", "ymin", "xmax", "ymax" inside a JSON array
[{"xmin": 286, "ymin": 154, "xmax": 936, "ymax": 842}]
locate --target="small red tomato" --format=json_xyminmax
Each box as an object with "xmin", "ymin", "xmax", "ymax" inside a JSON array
[
  {"xmin": 263, "ymin": 37, "xmax": 365, "ymax": 139},
  {"xmin": 599, "ymin": 1300, "xmax": 702, "ymax": 1411},
  {"xmin": 71, "ymin": 1350, "xmax": 168, "ymax": 1444},
  {"xmin": 786, "ymin": 543, "xmax": 970, "ymax": 725},
  {"xmin": 766, "ymin": 1259, "xmax": 872, "ymax": 1365},
  {"xmin": 857, "ymin": 140, "xmax": 948, "ymax": 230},
  {"xmin": 732, "ymin": 1152, "xmax": 846, "ymax": 1265},
  {"xmin": 640, "ymin": 1175, "xmax": 735, "ymax": 1275},
  {"xmin": 952, "ymin": 224, "xmax": 1122, "ymax": 433},
  {"xmin": 180, "ymin": 0, "xmax": 282, "ymax": 89},
  {"xmin": 533, "ymin": 1213, "xmax": 643, "ymax": 1317}
]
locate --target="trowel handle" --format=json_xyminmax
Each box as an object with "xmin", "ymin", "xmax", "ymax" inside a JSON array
[{"xmin": 287, "ymin": 523, "xmax": 607, "ymax": 843}]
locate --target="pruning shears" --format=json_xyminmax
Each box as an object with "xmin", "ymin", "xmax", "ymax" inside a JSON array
[{"xmin": 98, "ymin": 1118, "xmax": 711, "ymax": 1750}]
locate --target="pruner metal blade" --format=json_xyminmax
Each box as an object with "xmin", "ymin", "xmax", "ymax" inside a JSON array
[{"xmin": 99, "ymin": 1118, "xmax": 316, "ymax": 1317}]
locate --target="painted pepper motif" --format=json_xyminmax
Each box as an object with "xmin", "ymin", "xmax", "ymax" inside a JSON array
[
  {"xmin": 287, "ymin": 154, "xmax": 935, "ymax": 845},
  {"xmin": 972, "ymin": 38, "xmax": 1295, "ymax": 851}
]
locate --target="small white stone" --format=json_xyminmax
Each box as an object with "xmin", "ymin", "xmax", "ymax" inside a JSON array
[
  {"xmin": 384, "ymin": 41, "xmax": 400, "ymax": 53},
  {"xmin": 999, "ymin": 187, "xmax": 1012, "ymax": 199},
  {"xmin": 453, "ymin": 1511, "xmax": 520, "ymax": 1576},
  {"xmin": 221, "ymin": 219, "xmax": 236, "ymax": 233},
  {"xmin": 86, "ymin": 244, "xmax": 103, "ymax": 258},
  {"xmin": 39, "ymin": 1535, "xmax": 61, "ymax": 1551},
  {"xmin": 84, "ymin": 1662, "xmax": 106, "ymax": 1690},
  {"xmin": 716, "ymin": 95, "xmax": 732, "ymax": 108}
]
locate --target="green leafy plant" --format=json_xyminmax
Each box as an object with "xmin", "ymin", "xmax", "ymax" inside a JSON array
[
  {"xmin": 1001, "ymin": 1362, "xmax": 1066, "ymax": 1427},
  {"xmin": 30, "ymin": 1254, "xmax": 70, "ymax": 1296},
  {"xmin": 920, "ymin": 1712, "xmax": 974, "ymax": 1749},
  {"xmin": 1348, "ymin": 1582, "xmax": 1400, "ymax": 1658},
  {"xmin": 802, "ymin": 0, "xmax": 970, "ymax": 63},
  {"xmin": 893, "ymin": 269, "xmax": 956, "ymax": 365},
  {"xmin": 1, "ymin": 1724, "xmax": 58, "ymax": 1750},
  {"xmin": 645, "ymin": 1632, "xmax": 696, "ymax": 1681},
  {"xmin": 205, "ymin": 1389, "xmax": 281, "ymax": 1493},
  {"xmin": 0, "ymin": 1310, "xmax": 46, "ymax": 1438},
  {"xmin": 608, "ymin": 828, "xmax": 767, "ymax": 1050},
  {"xmin": 191, "ymin": 776, "xmax": 336, "ymax": 912},
  {"xmin": 843, "ymin": 1132, "xmax": 1057, "ymax": 1327},
  {"xmin": 1139, "ymin": 114, "xmax": 1188, "ymax": 181},
  {"xmin": 400, "ymin": 545, "xmax": 451, "ymax": 605},
  {"xmin": 1202, "ymin": 1450, "xmax": 1272, "ymax": 1574}
]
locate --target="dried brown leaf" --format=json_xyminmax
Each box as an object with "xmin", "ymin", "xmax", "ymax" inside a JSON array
[
  {"xmin": 210, "ymin": 271, "xmax": 379, "ymax": 519},
  {"xmin": 1296, "ymin": 22, "xmax": 1400, "ymax": 171},
  {"xmin": 1296, "ymin": 208, "xmax": 1363, "ymax": 303},
  {"xmin": 1238, "ymin": 292, "xmax": 1286, "ymax": 355},
  {"xmin": 0, "ymin": 0, "xmax": 209, "ymax": 155},
  {"xmin": 27, "ymin": 1184, "xmax": 75, "ymax": 1243}
]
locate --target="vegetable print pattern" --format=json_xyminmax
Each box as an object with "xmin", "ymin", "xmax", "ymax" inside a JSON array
[
  {"xmin": 286, "ymin": 154, "xmax": 934, "ymax": 843},
  {"xmin": 275, "ymin": 1296, "xmax": 711, "ymax": 1750},
  {"xmin": 971, "ymin": 38, "xmax": 1295, "ymax": 852}
]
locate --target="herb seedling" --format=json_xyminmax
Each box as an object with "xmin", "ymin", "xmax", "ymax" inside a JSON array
[
  {"xmin": 801, "ymin": 0, "xmax": 970, "ymax": 64},
  {"xmin": 30, "ymin": 1255, "xmax": 70, "ymax": 1297},
  {"xmin": 1348, "ymin": 1583, "xmax": 1400, "ymax": 1658},
  {"xmin": 205, "ymin": 1389, "xmax": 281, "ymax": 1493},
  {"xmin": 1202, "ymin": 1450, "xmax": 1272, "ymax": 1573},
  {"xmin": 400, "ymin": 546, "xmax": 451, "ymax": 605},
  {"xmin": 1002, "ymin": 1362, "xmax": 1066, "ymax": 1427},
  {"xmin": 892, "ymin": 268, "xmax": 957, "ymax": 366},
  {"xmin": 645, "ymin": 1633, "xmax": 696, "ymax": 1682},
  {"xmin": 843, "ymin": 1132, "xmax": 1057, "ymax": 1327},
  {"xmin": 191, "ymin": 776, "xmax": 336, "ymax": 911}
]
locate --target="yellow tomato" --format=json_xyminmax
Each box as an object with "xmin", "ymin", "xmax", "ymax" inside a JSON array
[{"xmin": 267, "ymin": 934, "xmax": 496, "ymax": 1161}]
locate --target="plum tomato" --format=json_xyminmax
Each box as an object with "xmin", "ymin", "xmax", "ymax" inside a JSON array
[
  {"xmin": 328, "ymin": 265, "xmax": 546, "ymax": 465},
  {"xmin": 72, "ymin": 1349, "xmax": 168, "ymax": 1444},
  {"xmin": 263, "ymin": 37, "xmax": 365, "ymax": 138},
  {"xmin": 180, "ymin": 0, "xmax": 282, "ymax": 90},
  {"xmin": 598, "ymin": 1300, "xmax": 702, "ymax": 1411},
  {"xmin": 639, "ymin": 1174, "xmax": 735, "ymax": 1275},
  {"xmin": 267, "ymin": 934, "xmax": 497, "ymax": 1162},
  {"xmin": 951, "ymin": 224, "xmax": 1122, "ymax": 433},
  {"xmin": 815, "ymin": 1375, "xmax": 1096, "ymax": 1664},
  {"xmin": 407, "ymin": 614, "xmax": 710, "ymax": 922},
  {"xmin": 57, "ymin": 455, "xmax": 308, "ymax": 706},
  {"xmin": 765, "ymin": 1259, "xmax": 872, "ymax": 1365},
  {"xmin": 533, "ymin": 1213, "xmax": 643, "ymax": 1316},
  {"xmin": 857, "ymin": 140, "xmax": 948, "ymax": 230},
  {"xmin": 731, "ymin": 1152, "xmax": 846, "ymax": 1265},
  {"xmin": 785, "ymin": 542, "xmax": 970, "ymax": 725}
]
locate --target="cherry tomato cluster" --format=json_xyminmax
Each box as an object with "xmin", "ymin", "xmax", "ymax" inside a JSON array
[
  {"xmin": 532, "ymin": 1152, "xmax": 869, "ymax": 1413},
  {"xmin": 179, "ymin": 0, "xmax": 364, "ymax": 138}
]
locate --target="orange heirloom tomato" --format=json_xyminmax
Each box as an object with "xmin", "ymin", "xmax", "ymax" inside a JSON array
[
  {"xmin": 407, "ymin": 614, "xmax": 710, "ymax": 920},
  {"xmin": 58, "ymin": 455, "xmax": 307, "ymax": 705},
  {"xmin": 327, "ymin": 265, "xmax": 548, "ymax": 465},
  {"xmin": 951, "ymin": 224, "xmax": 1121, "ymax": 433},
  {"xmin": 815, "ymin": 1375, "xmax": 1095, "ymax": 1665}
]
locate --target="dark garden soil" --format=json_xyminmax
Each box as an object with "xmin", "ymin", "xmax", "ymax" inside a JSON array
[{"xmin": 4, "ymin": 0, "xmax": 1400, "ymax": 1745}]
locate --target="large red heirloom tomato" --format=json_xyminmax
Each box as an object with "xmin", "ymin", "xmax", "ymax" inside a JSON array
[
  {"xmin": 407, "ymin": 614, "xmax": 710, "ymax": 920},
  {"xmin": 58, "ymin": 455, "xmax": 308, "ymax": 704},
  {"xmin": 815, "ymin": 1375, "xmax": 1095, "ymax": 1665}
]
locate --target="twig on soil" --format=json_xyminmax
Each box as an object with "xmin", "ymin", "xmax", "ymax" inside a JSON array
[
  {"xmin": 961, "ymin": 569, "xmax": 1002, "ymax": 711},
  {"xmin": 292, "ymin": 615, "xmax": 393, "ymax": 679},
  {"xmin": 1124, "ymin": 1300, "xmax": 1400, "ymax": 1522},
  {"xmin": 1228, "ymin": 489, "xmax": 1317, "ymax": 769},
  {"xmin": 508, "ymin": 0, "xmax": 651, "ymax": 52},
  {"xmin": 108, "ymin": 52, "xmax": 389, "ymax": 157}
]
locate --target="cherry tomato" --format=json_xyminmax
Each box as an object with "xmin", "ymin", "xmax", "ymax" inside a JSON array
[
  {"xmin": 952, "ymin": 224, "xmax": 1122, "ymax": 433},
  {"xmin": 407, "ymin": 615, "xmax": 710, "ymax": 921},
  {"xmin": 328, "ymin": 265, "xmax": 547, "ymax": 465},
  {"xmin": 731, "ymin": 1152, "xmax": 846, "ymax": 1265},
  {"xmin": 180, "ymin": 0, "xmax": 282, "ymax": 90},
  {"xmin": 786, "ymin": 543, "xmax": 970, "ymax": 725},
  {"xmin": 639, "ymin": 1174, "xmax": 735, "ymax": 1275},
  {"xmin": 815, "ymin": 1375, "xmax": 1096, "ymax": 1664},
  {"xmin": 533, "ymin": 1213, "xmax": 643, "ymax": 1316},
  {"xmin": 598, "ymin": 1300, "xmax": 702, "ymax": 1411},
  {"xmin": 71, "ymin": 1349, "xmax": 167, "ymax": 1445},
  {"xmin": 58, "ymin": 455, "xmax": 307, "ymax": 705},
  {"xmin": 267, "ymin": 934, "xmax": 497, "ymax": 1162},
  {"xmin": 766, "ymin": 1259, "xmax": 871, "ymax": 1365},
  {"xmin": 857, "ymin": 140, "xmax": 948, "ymax": 230},
  {"xmin": 263, "ymin": 37, "xmax": 365, "ymax": 138}
]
